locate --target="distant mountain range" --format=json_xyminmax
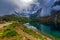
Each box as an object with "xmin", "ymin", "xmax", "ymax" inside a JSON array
[
  {"xmin": 30, "ymin": 0, "xmax": 60, "ymax": 18},
  {"xmin": 0, "ymin": 0, "xmax": 60, "ymax": 17}
]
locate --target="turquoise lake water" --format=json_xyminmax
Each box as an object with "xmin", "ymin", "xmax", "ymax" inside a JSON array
[{"xmin": 25, "ymin": 22, "xmax": 60, "ymax": 39}]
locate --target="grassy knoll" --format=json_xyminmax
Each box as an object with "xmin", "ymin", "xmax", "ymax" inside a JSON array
[{"xmin": 0, "ymin": 22, "xmax": 48, "ymax": 40}]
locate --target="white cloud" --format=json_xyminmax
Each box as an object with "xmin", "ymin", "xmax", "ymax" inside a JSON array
[{"xmin": 5, "ymin": 0, "xmax": 38, "ymax": 10}]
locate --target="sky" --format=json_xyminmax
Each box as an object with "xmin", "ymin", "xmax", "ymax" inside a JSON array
[
  {"xmin": 0, "ymin": 0, "xmax": 60, "ymax": 16},
  {"xmin": 53, "ymin": 5, "xmax": 60, "ymax": 11}
]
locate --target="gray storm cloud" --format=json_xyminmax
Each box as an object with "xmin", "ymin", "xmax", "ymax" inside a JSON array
[{"xmin": 0, "ymin": 0, "xmax": 57, "ymax": 16}]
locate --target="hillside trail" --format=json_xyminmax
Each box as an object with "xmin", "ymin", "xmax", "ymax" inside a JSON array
[{"xmin": 0, "ymin": 22, "xmax": 12, "ymax": 28}]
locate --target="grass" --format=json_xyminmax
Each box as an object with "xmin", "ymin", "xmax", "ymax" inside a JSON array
[
  {"xmin": 0, "ymin": 22, "xmax": 48, "ymax": 40},
  {"xmin": 1, "ymin": 30, "xmax": 17, "ymax": 38},
  {"xmin": 22, "ymin": 27, "xmax": 47, "ymax": 40},
  {"xmin": 0, "ymin": 27, "xmax": 17, "ymax": 38},
  {"xmin": 0, "ymin": 22, "xmax": 19, "ymax": 38}
]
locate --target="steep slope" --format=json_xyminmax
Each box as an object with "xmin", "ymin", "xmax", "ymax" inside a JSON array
[{"xmin": 0, "ymin": 22, "xmax": 51, "ymax": 40}]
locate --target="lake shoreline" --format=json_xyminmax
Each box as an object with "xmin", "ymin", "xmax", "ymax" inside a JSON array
[{"xmin": 24, "ymin": 23, "xmax": 53, "ymax": 40}]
